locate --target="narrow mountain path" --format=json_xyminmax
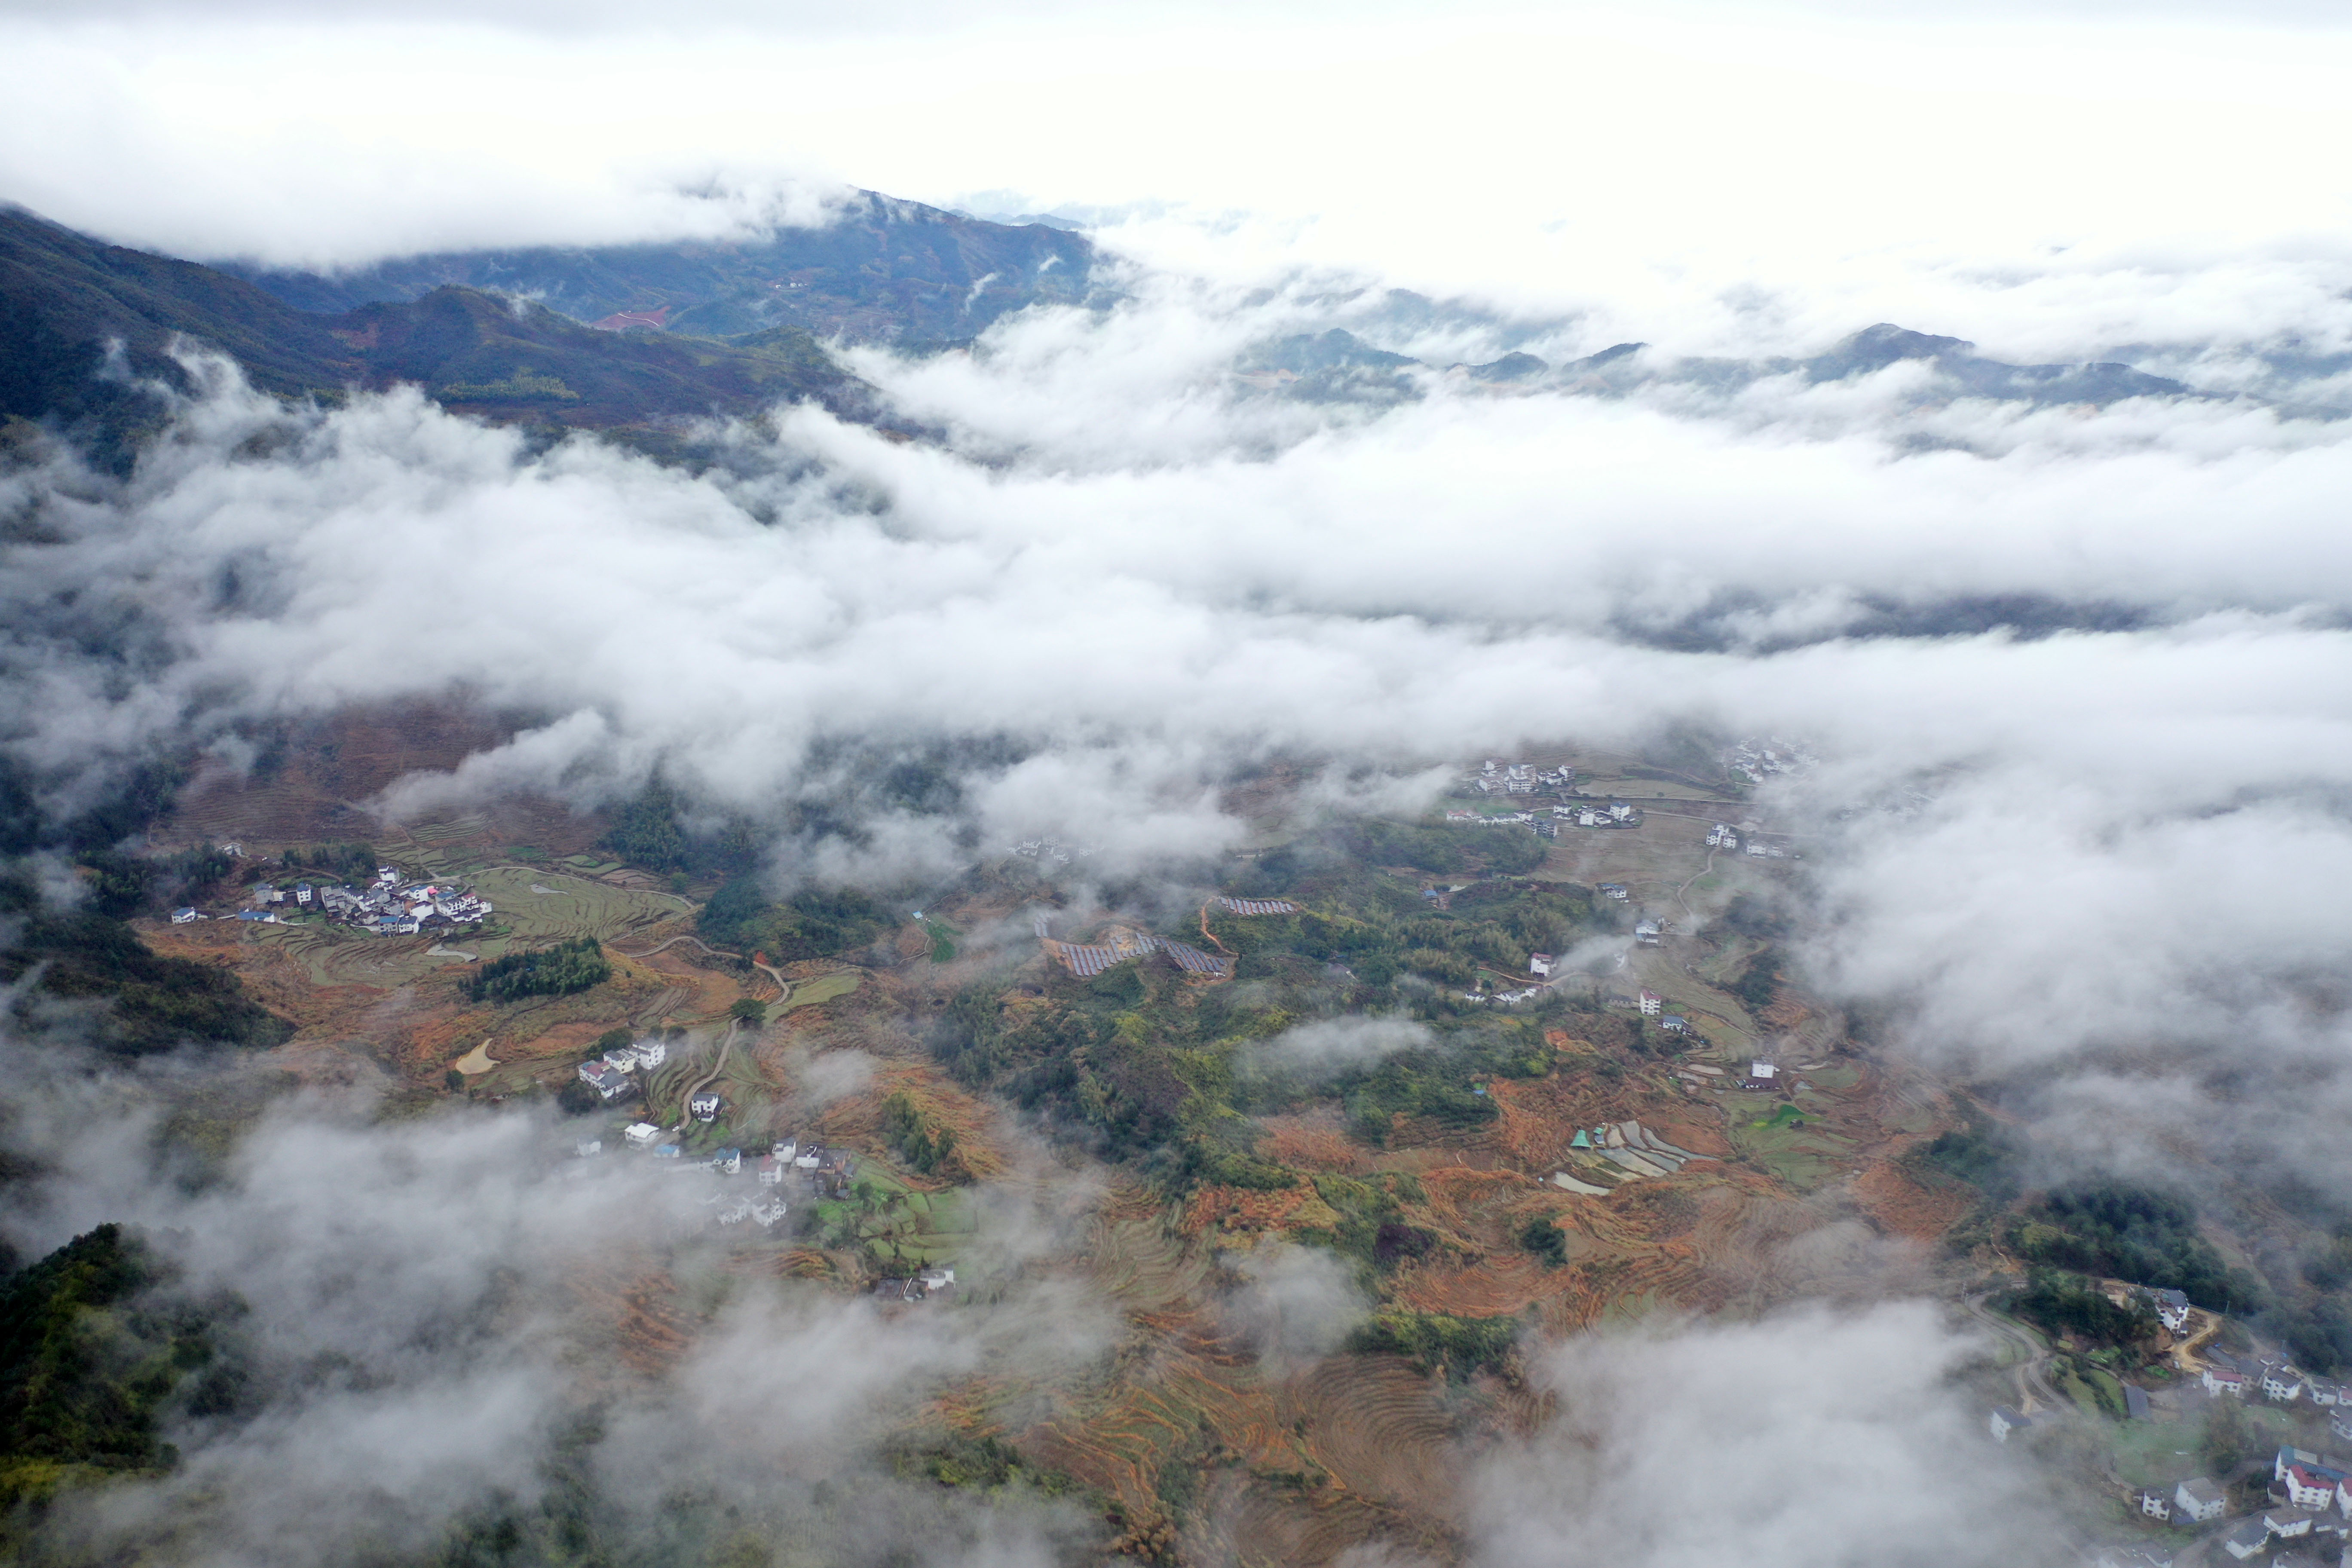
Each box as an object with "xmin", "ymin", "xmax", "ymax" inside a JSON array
[{"xmin": 1965, "ymin": 1290, "xmax": 2067, "ymax": 1415}]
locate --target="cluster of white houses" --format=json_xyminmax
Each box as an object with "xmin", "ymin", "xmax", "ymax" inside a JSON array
[
  {"xmin": 1464, "ymin": 760, "xmax": 1576, "ymax": 796},
  {"xmin": 575, "ymin": 1036, "xmax": 669, "ymax": 1101},
  {"xmin": 582, "ymin": 1130, "xmax": 868, "ymax": 1227},
  {"xmin": 2112, "ymin": 1449, "xmax": 2352, "ymax": 1564},
  {"xmin": 1726, "ymin": 738, "xmax": 1817, "ymax": 784},
  {"xmin": 218, "ymin": 866, "xmax": 493, "ymax": 936}
]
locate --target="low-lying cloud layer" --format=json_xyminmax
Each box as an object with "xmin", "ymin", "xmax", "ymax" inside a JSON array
[
  {"xmin": 9, "ymin": 181, "xmax": 2352, "ymax": 1561},
  {"xmin": 9, "ymin": 255, "xmax": 2352, "ymax": 1189}
]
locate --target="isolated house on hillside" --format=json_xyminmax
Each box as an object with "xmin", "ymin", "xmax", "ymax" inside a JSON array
[
  {"xmin": 1634, "ymin": 920, "xmax": 1661, "ymax": 945},
  {"xmin": 1989, "ymin": 1406, "xmax": 2031, "ymax": 1443},
  {"xmin": 1658, "ymin": 1014, "xmax": 1692, "ymax": 1034},
  {"xmin": 689, "ymin": 1090, "xmax": 720, "ymax": 1121},
  {"xmin": 2148, "ymin": 1288, "xmax": 2191, "ymax": 1333},
  {"xmin": 2136, "ymin": 1489, "xmax": 2171, "ymax": 1521},
  {"xmin": 1638, "ymin": 990, "xmax": 1662, "ymax": 1016},
  {"xmin": 1529, "ymin": 953, "xmax": 1555, "ymax": 977}
]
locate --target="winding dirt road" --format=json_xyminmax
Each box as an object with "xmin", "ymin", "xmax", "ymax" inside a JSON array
[{"xmin": 1966, "ymin": 1290, "xmax": 2068, "ymax": 1415}]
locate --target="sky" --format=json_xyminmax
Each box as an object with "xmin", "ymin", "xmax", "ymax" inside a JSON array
[
  {"xmin": 6, "ymin": 0, "xmax": 2352, "ymax": 358},
  {"xmin": 8, "ymin": 1, "xmax": 2352, "ymax": 1562}
]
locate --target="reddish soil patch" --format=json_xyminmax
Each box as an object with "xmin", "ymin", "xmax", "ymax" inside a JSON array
[
  {"xmin": 1850, "ymin": 1158, "xmax": 1976, "ymax": 1243},
  {"xmin": 1256, "ymin": 1115, "xmax": 1371, "ymax": 1173},
  {"xmin": 1179, "ymin": 1183, "xmax": 1318, "ymax": 1236}
]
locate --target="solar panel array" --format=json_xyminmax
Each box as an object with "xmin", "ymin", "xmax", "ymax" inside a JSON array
[
  {"xmin": 1049, "ymin": 934, "xmax": 1230, "ymax": 979},
  {"xmin": 1160, "ymin": 940, "xmax": 1227, "ymax": 975},
  {"xmin": 1216, "ymin": 898, "xmax": 1299, "ymax": 916}
]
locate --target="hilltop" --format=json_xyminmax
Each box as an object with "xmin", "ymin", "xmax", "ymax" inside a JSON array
[
  {"xmin": 0, "ymin": 192, "xmax": 1094, "ymax": 466},
  {"xmin": 226, "ymin": 190, "xmax": 1100, "ymax": 343}
]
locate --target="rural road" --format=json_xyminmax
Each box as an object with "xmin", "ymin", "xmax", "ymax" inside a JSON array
[
  {"xmin": 618, "ymin": 933, "xmax": 740, "ymax": 961},
  {"xmin": 671, "ymin": 973, "xmax": 788, "ymax": 1124},
  {"xmin": 1966, "ymin": 1290, "xmax": 2068, "ymax": 1415}
]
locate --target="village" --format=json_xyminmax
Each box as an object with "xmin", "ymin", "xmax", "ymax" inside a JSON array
[
  {"xmin": 1981, "ymin": 1280, "xmax": 2352, "ymax": 1568},
  {"xmin": 174, "ymin": 862, "xmax": 493, "ymax": 936}
]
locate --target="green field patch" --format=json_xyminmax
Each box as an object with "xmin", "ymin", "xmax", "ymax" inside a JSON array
[
  {"xmin": 2108, "ymin": 1418, "xmax": 2202, "ymax": 1488},
  {"xmin": 1724, "ymin": 1090, "xmax": 1855, "ymax": 1190},
  {"xmin": 781, "ymin": 971, "xmax": 862, "ymax": 1011},
  {"xmin": 1803, "ymin": 1065, "xmax": 1863, "ymax": 1093}
]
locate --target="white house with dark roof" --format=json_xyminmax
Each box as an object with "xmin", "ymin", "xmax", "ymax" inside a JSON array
[
  {"xmin": 1989, "ymin": 1406, "xmax": 2031, "ymax": 1442},
  {"xmin": 2224, "ymin": 1519, "xmax": 2272, "ymax": 1560},
  {"xmin": 577, "ymin": 1063, "xmax": 630, "ymax": 1100},
  {"xmin": 1638, "ymin": 989, "xmax": 1662, "ymax": 1016},
  {"xmin": 2147, "ymin": 1287, "xmax": 2191, "ymax": 1332},
  {"xmin": 2265, "ymin": 1367, "xmax": 2307, "ymax": 1402},
  {"xmin": 2264, "ymin": 1507, "xmax": 2315, "ymax": 1540},
  {"xmin": 2175, "ymin": 1477, "xmax": 2227, "ymax": 1523}
]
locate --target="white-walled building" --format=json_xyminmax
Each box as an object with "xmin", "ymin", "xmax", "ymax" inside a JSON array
[{"xmin": 2175, "ymin": 1478, "xmax": 2227, "ymax": 1523}]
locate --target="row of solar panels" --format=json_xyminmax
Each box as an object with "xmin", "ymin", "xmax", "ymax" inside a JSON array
[
  {"xmin": 1216, "ymin": 897, "xmax": 1299, "ymax": 916},
  {"xmin": 1056, "ymin": 935, "xmax": 1229, "ymax": 979}
]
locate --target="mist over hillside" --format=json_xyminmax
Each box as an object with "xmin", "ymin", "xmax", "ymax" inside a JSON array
[{"xmin": 9, "ymin": 4, "xmax": 2352, "ymax": 1565}]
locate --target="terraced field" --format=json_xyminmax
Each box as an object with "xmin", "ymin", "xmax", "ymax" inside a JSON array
[{"xmin": 1721, "ymin": 1089, "xmax": 1857, "ymax": 1190}]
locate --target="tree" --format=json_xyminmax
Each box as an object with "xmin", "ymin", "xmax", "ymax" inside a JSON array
[
  {"xmin": 729, "ymin": 997, "xmax": 768, "ymax": 1028},
  {"xmin": 444, "ymin": 1069, "xmax": 466, "ymax": 1093},
  {"xmin": 2202, "ymin": 1393, "xmax": 2251, "ymax": 1478},
  {"xmin": 556, "ymin": 1078, "xmax": 601, "ymax": 1116}
]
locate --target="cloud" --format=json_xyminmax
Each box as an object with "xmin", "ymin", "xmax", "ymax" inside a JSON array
[
  {"xmin": 1243, "ymin": 1015, "xmax": 1432, "ymax": 1079},
  {"xmin": 1221, "ymin": 1244, "xmax": 1366, "ymax": 1369},
  {"xmin": 1472, "ymin": 1303, "xmax": 2056, "ymax": 1568},
  {"xmin": 0, "ymin": 1027, "xmax": 1124, "ymax": 1567}
]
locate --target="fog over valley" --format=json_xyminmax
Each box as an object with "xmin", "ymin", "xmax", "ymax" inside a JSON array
[{"xmin": 6, "ymin": 4, "xmax": 2352, "ymax": 1566}]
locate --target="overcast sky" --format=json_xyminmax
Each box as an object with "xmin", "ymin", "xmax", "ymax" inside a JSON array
[{"xmin": 5, "ymin": 0, "xmax": 2352, "ymax": 361}]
